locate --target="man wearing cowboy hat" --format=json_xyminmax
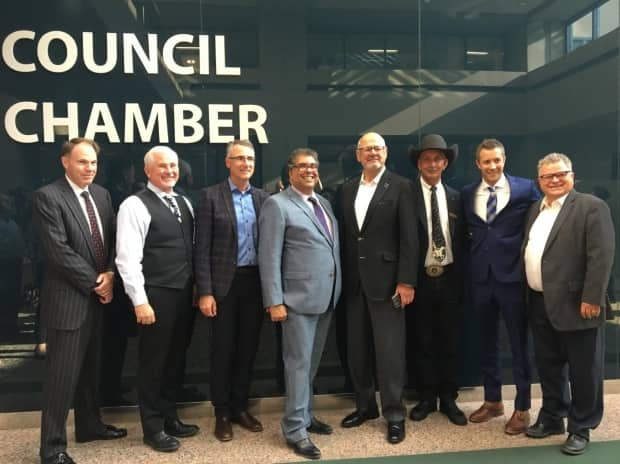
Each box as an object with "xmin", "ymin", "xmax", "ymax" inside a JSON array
[{"xmin": 407, "ymin": 134, "xmax": 467, "ymax": 426}]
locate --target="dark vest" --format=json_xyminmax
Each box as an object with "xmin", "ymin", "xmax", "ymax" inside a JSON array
[{"xmin": 136, "ymin": 189, "xmax": 193, "ymax": 289}]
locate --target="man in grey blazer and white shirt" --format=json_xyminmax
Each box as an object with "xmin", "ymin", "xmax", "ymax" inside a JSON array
[
  {"xmin": 523, "ymin": 153, "xmax": 615, "ymax": 455},
  {"xmin": 258, "ymin": 148, "xmax": 341, "ymax": 461}
]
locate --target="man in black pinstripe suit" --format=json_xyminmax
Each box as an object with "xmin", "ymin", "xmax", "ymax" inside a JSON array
[{"xmin": 33, "ymin": 138, "xmax": 127, "ymax": 464}]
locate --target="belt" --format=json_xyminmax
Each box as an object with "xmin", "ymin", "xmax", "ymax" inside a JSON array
[
  {"xmin": 236, "ymin": 265, "xmax": 258, "ymax": 274},
  {"xmin": 424, "ymin": 264, "xmax": 452, "ymax": 278}
]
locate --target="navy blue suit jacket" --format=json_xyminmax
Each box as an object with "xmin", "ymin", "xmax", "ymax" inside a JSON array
[{"xmin": 462, "ymin": 174, "xmax": 540, "ymax": 284}]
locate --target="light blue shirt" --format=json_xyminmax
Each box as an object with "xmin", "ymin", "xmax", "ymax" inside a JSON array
[{"xmin": 228, "ymin": 178, "xmax": 258, "ymax": 266}]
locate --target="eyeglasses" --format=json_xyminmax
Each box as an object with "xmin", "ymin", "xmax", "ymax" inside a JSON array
[
  {"xmin": 357, "ymin": 145, "xmax": 386, "ymax": 153},
  {"xmin": 538, "ymin": 171, "xmax": 572, "ymax": 181},
  {"xmin": 227, "ymin": 155, "xmax": 255, "ymax": 163},
  {"xmin": 291, "ymin": 163, "xmax": 319, "ymax": 171}
]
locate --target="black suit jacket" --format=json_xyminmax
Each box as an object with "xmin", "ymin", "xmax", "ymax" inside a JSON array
[
  {"xmin": 522, "ymin": 190, "xmax": 615, "ymax": 331},
  {"xmin": 32, "ymin": 177, "xmax": 115, "ymax": 330},
  {"xmin": 340, "ymin": 170, "xmax": 418, "ymax": 300},
  {"xmin": 194, "ymin": 180, "xmax": 270, "ymax": 300},
  {"xmin": 413, "ymin": 180, "xmax": 464, "ymax": 295}
]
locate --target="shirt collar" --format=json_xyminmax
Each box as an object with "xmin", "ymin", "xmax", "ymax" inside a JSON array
[
  {"xmin": 290, "ymin": 185, "xmax": 317, "ymax": 203},
  {"xmin": 419, "ymin": 177, "xmax": 442, "ymax": 191},
  {"xmin": 480, "ymin": 173, "xmax": 507, "ymax": 191},
  {"xmin": 360, "ymin": 166, "xmax": 386, "ymax": 186},
  {"xmin": 147, "ymin": 181, "xmax": 178, "ymax": 198},
  {"xmin": 541, "ymin": 193, "xmax": 569, "ymax": 210},
  {"xmin": 228, "ymin": 177, "xmax": 252, "ymax": 194},
  {"xmin": 65, "ymin": 175, "xmax": 89, "ymax": 196}
]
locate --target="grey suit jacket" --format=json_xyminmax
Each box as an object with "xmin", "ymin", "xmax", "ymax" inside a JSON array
[
  {"xmin": 194, "ymin": 180, "xmax": 269, "ymax": 300},
  {"xmin": 32, "ymin": 177, "xmax": 115, "ymax": 330},
  {"xmin": 523, "ymin": 190, "xmax": 615, "ymax": 331},
  {"xmin": 258, "ymin": 187, "xmax": 342, "ymax": 315}
]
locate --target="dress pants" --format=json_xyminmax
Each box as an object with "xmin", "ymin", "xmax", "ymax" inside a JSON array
[
  {"xmin": 138, "ymin": 280, "xmax": 193, "ymax": 437},
  {"xmin": 209, "ymin": 267, "xmax": 264, "ymax": 417},
  {"xmin": 528, "ymin": 291, "xmax": 604, "ymax": 438},
  {"xmin": 410, "ymin": 268, "xmax": 462, "ymax": 400},
  {"xmin": 281, "ymin": 309, "xmax": 333, "ymax": 443},
  {"xmin": 472, "ymin": 274, "xmax": 531, "ymax": 411},
  {"xmin": 347, "ymin": 288, "xmax": 406, "ymax": 422},
  {"xmin": 40, "ymin": 298, "xmax": 104, "ymax": 459}
]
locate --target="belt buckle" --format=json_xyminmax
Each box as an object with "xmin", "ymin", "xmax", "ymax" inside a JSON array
[{"xmin": 425, "ymin": 265, "xmax": 444, "ymax": 277}]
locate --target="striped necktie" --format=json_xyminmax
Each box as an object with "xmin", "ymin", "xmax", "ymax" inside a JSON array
[{"xmin": 486, "ymin": 186, "xmax": 497, "ymax": 223}]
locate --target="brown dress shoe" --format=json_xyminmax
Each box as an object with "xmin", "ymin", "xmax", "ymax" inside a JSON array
[
  {"xmin": 214, "ymin": 416, "xmax": 233, "ymax": 441},
  {"xmin": 231, "ymin": 411, "xmax": 263, "ymax": 432},
  {"xmin": 469, "ymin": 401, "xmax": 504, "ymax": 423},
  {"xmin": 505, "ymin": 410, "xmax": 530, "ymax": 435}
]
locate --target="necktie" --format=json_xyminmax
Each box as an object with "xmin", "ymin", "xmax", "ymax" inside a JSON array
[
  {"xmin": 164, "ymin": 195, "xmax": 182, "ymax": 222},
  {"xmin": 308, "ymin": 197, "xmax": 331, "ymax": 239},
  {"xmin": 486, "ymin": 186, "xmax": 497, "ymax": 223},
  {"xmin": 430, "ymin": 186, "xmax": 446, "ymax": 262},
  {"xmin": 80, "ymin": 191, "xmax": 106, "ymax": 272}
]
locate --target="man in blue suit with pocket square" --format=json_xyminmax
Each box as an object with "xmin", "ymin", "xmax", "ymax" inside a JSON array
[
  {"xmin": 461, "ymin": 138, "xmax": 540, "ymax": 435},
  {"xmin": 258, "ymin": 147, "xmax": 341, "ymax": 460}
]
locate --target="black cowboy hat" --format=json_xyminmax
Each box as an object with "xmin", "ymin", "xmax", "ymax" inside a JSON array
[{"xmin": 408, "ymin": 134, "xmax": 458, "ymax": 167}]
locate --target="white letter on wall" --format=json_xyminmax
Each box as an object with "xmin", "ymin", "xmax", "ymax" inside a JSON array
[
  {"xmin": 42, "ymin": 102, "xmax": 79, "ymax": 142},
  {"xmin": 208, "ymin": 104, "xmax": 234, "ymax": 143},
  {"xmin": 2, "ymin": 30, "xmax": 36, "ymax": 72},
  {"xmin": 239, "ymin": 105, "xmax": 268, "ymax": 143},
  {"xmin": 215, "ymin": 35, "xmax": 240, "ymax": 76},
  {"xmin": 174, "ymin": 104, "xmax": 204, "ymax": 143},
  {"xmin": 198, "ymin": 35, "xmax": 209, "ymax": 75},
  {"xmin": 83, "ymin": 32, "xmax": 117, "ymax": 74},
  {"xmin": 38, "ymin": 31, "xmax": 78, "ymax": 73},
  {"xmin": 84, "ymin": 103, "xmax": 120, "ymax": 142},
  {"xmin": 4, "ymin": 101, "xmax": 38, "ymax": 143},
  {"xmin": 124, "ymin": 103, "xmax": 168, "ymax": 143},
  {"xmin": 123, "ymin": 33, "xmax": 158, "ymax": 74},
  {"xmin": 162, "ymin": 34, "xmax": 194, "ymax": 75}
]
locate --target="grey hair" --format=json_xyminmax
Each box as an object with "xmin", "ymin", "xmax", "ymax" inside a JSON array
[
  {"xmin": 144, "ymin": 146, "xmax": 179, "ymax": 167},
  {"xmin": 287, "ymin": 148, "xmax": 319, "ymax": 168},
  {"xmin": 537, "ymin": 153, "xmax": 573, "ymax": 172}
]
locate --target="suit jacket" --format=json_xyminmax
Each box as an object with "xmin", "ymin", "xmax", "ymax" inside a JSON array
[
  {"xmin": 522, "ymin": 190, "xmax": 615, "ymax": 331},
  {"xmin": 413, "ymin": 179, "xmax": 464, "ymax": 294},
  {"xmin": 194, "ymin": 180, "xmax": 269, "ymax": 300},
  {"xmin": 32, "ymin": 177, "xmax": 115, "ymax": 330},
  {"xmin": 462, "ymin": 174, "xmax": 540, "ymax": 284},
  {"xmin": 339, "ymin": 170, "xmax": 418, "ymax": 300},
  {"xmin": 258, "ymin": 187, "xmax": 342, "ymax": 315}
]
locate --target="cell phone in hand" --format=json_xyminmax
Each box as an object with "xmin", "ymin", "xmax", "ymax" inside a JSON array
[{"xmin": 391, "ymin": 292, "xmax": 402, "ymax": 309}]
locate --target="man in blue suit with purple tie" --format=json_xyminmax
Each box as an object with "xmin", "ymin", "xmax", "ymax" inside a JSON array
[{"xmin": 461, "ymin": 138, "xmax": 540, "ymax": 435}]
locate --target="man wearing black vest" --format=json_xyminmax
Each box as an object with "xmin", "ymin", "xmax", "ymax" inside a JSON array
[{"xmin": 116, "ymin": 146, "xmax": 199, "ymax": 452}]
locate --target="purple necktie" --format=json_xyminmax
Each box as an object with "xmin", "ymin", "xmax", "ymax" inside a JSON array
[
  {"xmin": 81, "ymin": 191, "xmax": 106, "ymax": 272},
  {"xmin": 308, "ymin": 197, "xmax": 331, "ymax": 239}
]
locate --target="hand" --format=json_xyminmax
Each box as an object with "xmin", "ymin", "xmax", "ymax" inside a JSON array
[
  {"xmin": 135, "ymin": 303, "xmax": 156, "ymax": 325},
  {"xmin": 198, "ymin": 295, "xmax": 217, "ymax": 317},
  {"xmin": 395, "ymin": 283, "xmax": 415, "ymax": 307},
  {"xmin": 94, "ymin": 271, "xmax": 114, "ymax": 303},
  {"xmin": 268, "ymin": 304, "xmax": 287, "ymax": 322},
  {"xmin": 580, "ymin": 302, "xmax": 601, "ymax": 320}
]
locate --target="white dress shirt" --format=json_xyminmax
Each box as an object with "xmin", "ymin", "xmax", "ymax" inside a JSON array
[
  {"xmin": 115, "ymin": 182, "xmax": 194, "ymax": 306},
  {"xmin": 65, "ymin": 175, "xmax": 104, "ymax": 242},
  {"xmin": 474, "ymin": 174, "xmax": 510, "ymax": 222},
  {"xmin": 524, "ymin": 194, "xmax": 567, "ymax": 291},
  {"xmin": 354, "ymin": 166, "xmax": 386, "ymax": 230},
  {"xmin": 290, "ymin": 185, "xmax": 333, "ymax": 237},
  {"xmin": 420, "ymin": 178, "xmax": 454, "ymax": 266}
]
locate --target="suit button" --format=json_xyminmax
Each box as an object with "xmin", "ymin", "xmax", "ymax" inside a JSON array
[
  {"xmin": 357, "ymin": 237, "xmax": 364, "ymax": 241},
  {"xmin": 329, "ymin": 273, "xmax": 334, "ymax": 278},
  {"xmin": 359, "ymin": 256, "xmax": 366, "ymax": 260}
]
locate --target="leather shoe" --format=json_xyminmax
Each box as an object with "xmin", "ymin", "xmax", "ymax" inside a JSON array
[
  {"xmin": 143, "ymin": 431, "xmax": 180, "ymax": 452},
  {"xmin": 469, "ymin": 401, "xmax": 504, "ymax": 423},
  {"xmin": 231, "ymin": 411, "xmax": 263, "ymax": 432},
  {"xmin": 288, "ymin": 437, "xmax": 321, "ymax": 460},
  {"xmin": 341, "ymin": 409, "xmax": 380, "ymax": 428},
  {"xmin": 214, "ymin": 416, "xmax": 233, "ymax": 441},
  {"xmin": 164, "ymin": 418, "xmax": 200, "ymax": 438},
  {"xmin": 561, "ymin": 433, "xmax": 588, "ymax": 455},
  {"xmin": 307, "ymin": 416, "xmax": 333, "ymax": 435},
  {"xmin": 504, "ymin": 410, "xmax": 530, "ymax": 435},
  {"xmin": 387, "ymin": 420, "xmax": 405, "ymax": 444},
  {"xmin": 75, "ymin": 423, "xmax": 128, "ymax": 442},
  {"xmin": 409, "ymin": 399, "xmax": 437, "ymax": 421},
  {"xmin": 41, "ymin": 452, "xmax": 75, "ymax": 464},
  {"xmin": 439, "ymin": 400, "xmax": 467, "ymax": 426},
  {"xmin": 526, "ymin": 419, "xmax": 565, "ymax": 438}
]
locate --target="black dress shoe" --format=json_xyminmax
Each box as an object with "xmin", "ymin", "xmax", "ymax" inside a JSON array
[
  {"xmin": 75, "ymin": 424, "xmax": 128, "ymax": 442},
  {"xmin": 439, "ymin": 400, "xmax": 467, "ymax": 426},
  {"xmin": 409, "ymin": 399, "xmax": 437, "ymax": 421},
  {"xmin": 525, "ymin": 420, "xmax": 565, "ymax": 438},
  {"xmin": 143, "ymin": 431, "xmax": 180, "ymax": 452},
  {"xmin": 561, "ymin": 433, "xmax": 588, "ymax": 455},
  {"xmin": 231, "ymin": 411, "xmax": 263, "ymax": 432},
  {"xmin": 214, "ymin": 416, "xmax": 233, "ymax": 441},
  {"xmin": 164, "ymin": 418, "xmax": 200, "ymax": 438},
  {"xmin": 341, "ymin": 409, "xmax": 380, "ymax": 428},
  {"xmin": 288, "ymin": 437, "xmax": 321, "ymax": 460},
  {"xmin": 387, "ymin": 420, "xmax": 405, "ymax": 444},
  {"xmin": 307, "ymin": 416, "xmax": 333, "ymax": 435},
  {"xmin": 41, "ymin": 452, "xmax": 75, "ymax": 464}
]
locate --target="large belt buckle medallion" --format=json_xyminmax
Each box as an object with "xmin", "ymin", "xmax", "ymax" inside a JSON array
[{"xmin": 426, "ymin": 265, "xmax": 444, "ymax": 277}]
